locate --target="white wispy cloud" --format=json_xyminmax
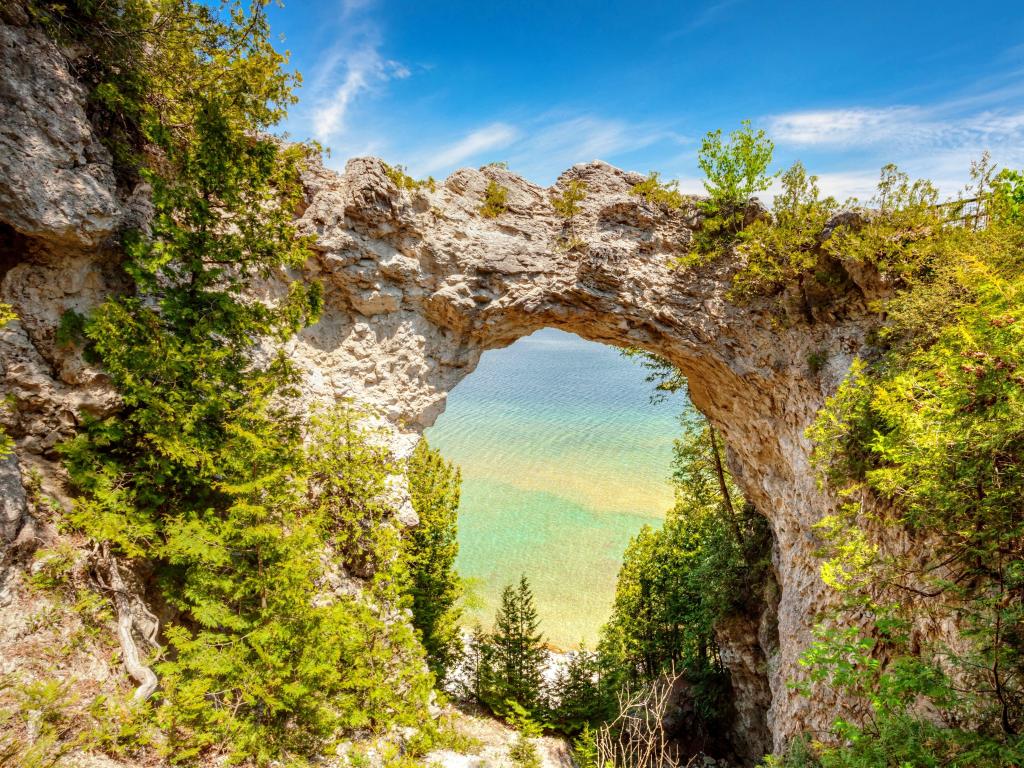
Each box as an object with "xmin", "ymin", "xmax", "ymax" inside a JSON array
[
  {"xmin": 767, "ymin": 107, "xmax": 933, "ymax": 148},
  {"xmin": 766, "ymin": 98, "xmax": 1024, "ymax": 198},
  {"xmin": 421, "ymin": 123, "xmax": 520, "ymax": 173},
  {"xmin": 767, "ymin": 105, "xmax": 1024, "ymax": 153},
  {"xmin": 303, "ymin": 2, "xmax": 411, "ymax": 143},
  {"xmin": 407, "ymin": 114, "xmax": 682, "ymax": 182},
  {"xmin": 505, "ymin": 115, "xmax": 682, "ymax": 181}
]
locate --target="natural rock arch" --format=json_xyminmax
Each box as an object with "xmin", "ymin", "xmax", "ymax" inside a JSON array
[
  {"xmin": 0, "ymin": 19, "xmax": 879, "ymax": 757},
  {"xmin": 287, "ymin": 157, "xmax": 878, "ymax": 756}
]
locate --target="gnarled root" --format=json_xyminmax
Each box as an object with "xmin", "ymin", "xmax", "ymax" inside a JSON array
[{"xmin": 94, "ymin": 543, "xmax": 160, "ymax": 702}]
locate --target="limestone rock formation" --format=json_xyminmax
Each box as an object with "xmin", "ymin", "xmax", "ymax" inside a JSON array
[
  {"xmin": 1, "ymin": 13, "xmax": 883, "ymax": 760},
  {"xmin": 286, "ymin": 153, "xmax": 875, "ymax": 754}
]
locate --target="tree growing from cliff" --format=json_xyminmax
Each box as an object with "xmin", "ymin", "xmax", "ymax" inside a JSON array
[
  {"xmin": 698, "ymin": 120, "xmax": 775, "ymax": 214},
  {"xmin": 801, "ymin": 162, "xmax": 1024, "ymax": 757},
  {"xmin": 598, "ymin": 409, "xmax": 770, "ymax": 740},
  {"xmin": 406, "ymin": 439, "xmax": 464, "ymax": 683},
  {"xmin": 692, "ymin": 120, "xmax": 776, "ymax": 255}
]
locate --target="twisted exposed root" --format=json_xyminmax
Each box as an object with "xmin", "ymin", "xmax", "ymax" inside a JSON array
[{"xmin": 95, "ymin": 544, "xmax": 160, "ymax": 702}]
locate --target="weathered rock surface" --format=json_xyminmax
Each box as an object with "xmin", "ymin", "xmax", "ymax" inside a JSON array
[
  {"xmin": 0, "ymin": 23, "xmax": 122, "ymax": 248},
  {"xmin": 284, "ymin": 154, "xmax": 873, "ymax": 755},
  {"xmin": 1, "ymin": 13, "xmax": 882, "ymax": 761}
]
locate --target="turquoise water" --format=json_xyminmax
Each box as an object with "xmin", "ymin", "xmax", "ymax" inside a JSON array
[{"xmin": 424, "ymin": 328, "xmax": 686, "ymax": 649}]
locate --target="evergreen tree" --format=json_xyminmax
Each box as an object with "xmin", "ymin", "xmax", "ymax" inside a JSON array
[
  {"xmin": 549, "ymin": 648, "xmax": 607, "ymax": 733},
  {"xmin": 46, "ymin": 2, "xmax": 431, "ymax": 761},
  {"xmin": 598, "ymin": 410, "xmax": 770, "ymax": 734},
  {"xmin": 487, "ymin": 576, "xmax": 547, "ymax": 715},
  {"xmin": 464, "ymin": 623, "xmax": 497, "ymax": 705},
  {"xmin": 406, "ymin": 439, "xmax": 464, "ymax": 683}
]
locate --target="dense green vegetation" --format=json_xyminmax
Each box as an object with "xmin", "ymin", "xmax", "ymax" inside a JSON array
[
  {"xmin": 466, "ymin": 576, "xmax": 549, "ymax": 718},
  {"xmin": 5, "ymin": 2, "xmax": 441, "ymax": 765},
  {"xmin": 683, "ymin": 125, "xmax": 1024, "ymax": 765},
  {"xmin": 779, "ymin": 167, "xmax": 1024, "ymax": 767},
  {"xmin": 599, "ymin": 412, "xmax": 771, "ymax": 736},
  {"xmin": 457, "ymin": 407, "xmax": 762, "ymax": 755},
  {"xmin": 1, "ymin": 302, "xmax": 13, "ymax": 456},
  {"xmin": 406, "ymin": 440, "xmax": 464, "ymax": 683}
]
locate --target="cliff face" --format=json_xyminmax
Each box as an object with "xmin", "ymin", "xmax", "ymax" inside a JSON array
[{"xmin": 1, "ymin": 15, "xmax": 879, "ymax": 758}]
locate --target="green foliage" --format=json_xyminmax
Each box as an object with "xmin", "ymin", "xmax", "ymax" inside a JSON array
[
  {"xmin": 509, "ymin": 732, "xmax": 542, "ymax": 768},
  {"xmin": 698, "ymin": 120, "xmax": 776, "ymax": 212},
  {"xmin": 1, "ymin": 302, "xmax": 13, "ymax": 457},
  {"xmin": 630, "ymin": 172, "xmax": 686, "ymax": 209},
  {"xmin": 796, "ymin": 168, "xmax": 1024, "ymax": 757},
  {"xmin": 506, "ymin": 704, "xmax": 543, "ymax": 768},
  {"xmin": 479, "ymin": 179, "xmax": 510, "ymax": 218},
  {"xmin": 384, "ymin": 163, "xmax": 437, "ymax": 192},
  {"xmin": 599, "ymin": 410, "xmax": 770, "ymax": 732},
  {"xmin": 469, "ymin": 576, "xmax": 548, "ymax": 718},
  {"xmin": 823, "ymin": 164, "xmax": 944, "ymax": 280},
  {"xmin": 620, "ymin": 349, "xmax": 688, "ymax": 402},
  {"xmin": 571, "ymin": 723, "xmax": 600, "ymax": 768},
  {"xmin": 26, "ymin": 0, "xmax": 155, "ymax": 179},
  {"xmin": 690, "ymin": 120, "xmax": 775, "ymax": 256},
  {"xmin": 38, "ymin": 2, "xmax": 432, "ymax": 763},
  {"xmin": 807, "ymin": 349, "xmax": 828, "ymax": 377},
  {"xmin": 730, "ymin": 161, "xmax": 839, "ymax": 298},
  {"xmin": 0, "ymin": 675, "xmax": 156, "ymax": 766},
  {"xmin": 55, "ymin": 309, "xmax": 87, "ymax": 350},
  {"xmin": 551, "ymin": 177, "xmax": 588, "ymax": 250},
  {"xmin": 993, "ymin": 169, "xmax": 1024, "ymax": 224},
  {"xmin": 548, "ymin": 649, "xmax": 607, "ymax": 733},
  {"xmin": 551, "ymin": 179, "xmax": 588, "ymax": 220},
  {"xmin": 406, "ymin": 439, "xmax": 464, "ymax": 683}
]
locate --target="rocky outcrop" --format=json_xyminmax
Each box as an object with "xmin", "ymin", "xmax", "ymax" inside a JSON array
[
  {"xmin": 1, "ymin": 13, "xmax": 882, "ymax": 760},
  {"xmin": 0, "ymin": 23, "xmax": 122, "ymax": 248},
  {"xmin": 283, "ymin": 154, "xmax": 873, "ymax": 754}
]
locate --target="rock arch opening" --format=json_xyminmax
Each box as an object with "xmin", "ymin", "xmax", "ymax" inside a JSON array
[
  {"xmin": 291, "ymin": 156, "xmax": 875, "ymax": 758},
  {"xmin": 425, "ymin": 326, "xmax": 686, "ymax": 649}
]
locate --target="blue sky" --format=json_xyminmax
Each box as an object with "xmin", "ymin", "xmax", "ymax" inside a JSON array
[{"xmin": 268, "ymin": 0, "xmax": 1024, "ymax": 200}]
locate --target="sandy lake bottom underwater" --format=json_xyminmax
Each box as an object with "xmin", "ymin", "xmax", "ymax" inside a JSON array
[{"xmin": 425, "ymin": 328, "xmax": 687, "ymax": 649}]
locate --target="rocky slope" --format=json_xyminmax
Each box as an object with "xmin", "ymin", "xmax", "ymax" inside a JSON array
[{"xmin": 1, "ymin": 12, "xmax": 890, "ymax": 761}]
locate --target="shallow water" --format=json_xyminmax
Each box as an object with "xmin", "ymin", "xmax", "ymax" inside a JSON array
[{"xmin": 425, "ymin": 328, "xmax": 687, "ymax": 648}]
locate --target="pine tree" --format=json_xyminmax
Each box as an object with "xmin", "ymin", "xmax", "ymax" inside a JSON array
[
  {"xmin": 550, "ymin": 648, "xmax": 607, "ymax": 732},
  {"xmin": 406, "ymin": 439, "xmax": 463, "ymax": 683},
  {"xmin": 488, "ymin": 575, "xmax": 547, "ymax": 715}
]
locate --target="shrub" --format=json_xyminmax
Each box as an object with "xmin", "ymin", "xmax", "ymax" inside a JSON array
[
  {"xmin": 479, "ymin": 180, "xmax": 509, "ymax": 218},
  {"xmin": 551, "ymin": 179, "xmax": 588, "ymax": 220},
  {"xmin": 384, "ymin": 163, "xmax": 437, "ymax": 192},
  {"xmin": 630, "ymin": 171, "xmax": 686, "ymax": 209},
  {"xmin": 697, "ymin": 120, "xmax": 775, "ymax": 214},
  {"xmin": 730, "ymin": 161, "xmax": 838, "ymax": 298}
]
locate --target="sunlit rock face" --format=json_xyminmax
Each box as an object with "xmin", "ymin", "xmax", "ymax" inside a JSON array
[{"xmin": 1, "ymin": 13, "xmax": 879, "ymax": 758}]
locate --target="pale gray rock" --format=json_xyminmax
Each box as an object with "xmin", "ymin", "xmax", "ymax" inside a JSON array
[
  {"xmin": 288, "ymin": 154, "xmax": 882, "ymax": 753},
  {"xmin": 0, "ymin": 453, "xmax": 27, "ymax": 544},
  {"xmin": 0, "ymin": 23, "xmax": 121, "ymax": 247}
]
